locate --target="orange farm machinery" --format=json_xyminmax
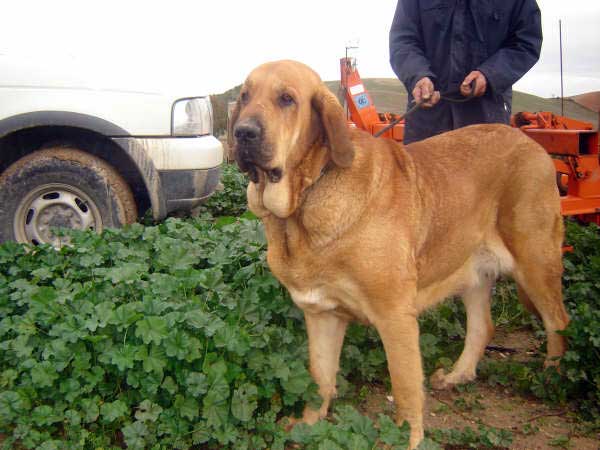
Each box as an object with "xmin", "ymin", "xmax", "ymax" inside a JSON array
[{"xmin": 340, "ymin": 57, "xmax": 600, "ymax": 225}]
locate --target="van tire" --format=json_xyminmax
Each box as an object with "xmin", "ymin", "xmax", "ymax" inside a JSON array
[{"xmin": 0, "ymin": 147, "xmax": 137, "ymax": 246}]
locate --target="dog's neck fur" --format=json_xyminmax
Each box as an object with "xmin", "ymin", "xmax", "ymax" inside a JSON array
[{"xmin": 254, "ymin": 133, "xmax": 414, "ymax": 261}]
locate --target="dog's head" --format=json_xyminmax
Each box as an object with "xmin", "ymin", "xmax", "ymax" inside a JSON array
[{"xmin": 229, "ymin": 60, "xmax": 354, "ymax": 218}]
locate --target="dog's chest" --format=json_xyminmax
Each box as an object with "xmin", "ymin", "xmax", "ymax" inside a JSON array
[
  {"xmin": 264, "ymin": 221, "xmax": 371, "ymax": 322},
  {"xmin": 285, "ymin": 279, "xmax": 371, "ymax": 323},
  {"xmin": 288, "ymin": 287, "xmax": 337, "ymax": 313}
]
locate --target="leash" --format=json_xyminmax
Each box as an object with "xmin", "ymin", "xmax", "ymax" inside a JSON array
[{"xmin": 373, "ymin": 80, "xmax": 477, "ymax": 138}]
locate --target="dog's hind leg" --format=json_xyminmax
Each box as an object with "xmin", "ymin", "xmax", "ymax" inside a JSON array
[
  {"xmin": 497, "ymin": 152, "xmax": 569, "ymax": 366},
  {"xmin": 516, "ymin": 284, "xmax": 540, "ymax": 317},
  {"xmin": 502, "ymin": 209, "xmax": 569, "ymax": 366},
  {"xmin": 512, "ymin": 258, "xmax": 569, "ymax": 366},
  {"xmin": 430, "ymin": 280, "xmax": 494, "ymax": 390},
  {"xmin": 292, "ymin": 311, "xmax": 348, "ymax": 426}
]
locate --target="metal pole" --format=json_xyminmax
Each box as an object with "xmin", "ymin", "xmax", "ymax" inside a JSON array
[{"xmin": 559, "ymin": 19, "xmax": 564, "ymax": 116}]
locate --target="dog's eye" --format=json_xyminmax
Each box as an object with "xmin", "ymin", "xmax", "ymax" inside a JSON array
[
  {"xmin": 240, "ymin": 92, "xmax": 249, "ymax": 104},
  {"xmin": 279, "ymin": 93, "xmax": 295, "ymax": 107}
]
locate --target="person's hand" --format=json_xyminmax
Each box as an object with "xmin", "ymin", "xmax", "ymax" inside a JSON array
[
  {"xmin": 412, "ymin": 77, "xmax": 440, "ymax": 108},
  {"xmin": 460, "ymin": 71, "xmax": 487, "ymax": 97}
]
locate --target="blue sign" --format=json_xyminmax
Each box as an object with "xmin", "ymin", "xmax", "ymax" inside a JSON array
[{"xmin": 354, "ymin": 93, "xmax": 370, "ymax": 110}]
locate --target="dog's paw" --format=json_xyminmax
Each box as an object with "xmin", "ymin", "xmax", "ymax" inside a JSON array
[
  {"xmin": 284, "ymin": 407, "xmax": 323, "ymax": 431},
  {"xmin": 543, "ymin": 356, "xmax": 561, "ymax": 369},
  {"xmin": 429, "ymin": 368, "xmax": 452, "ymax": 390},
  {"xmin": 430, "ymin": 368, "xmax": 476, "ymax": 390}
]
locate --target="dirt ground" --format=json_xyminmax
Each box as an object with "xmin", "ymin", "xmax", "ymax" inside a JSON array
[{"xmin": 360, "ymin": 329, "xmax": 600, "ymax": 450}]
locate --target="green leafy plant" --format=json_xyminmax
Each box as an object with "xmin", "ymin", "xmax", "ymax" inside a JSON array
[
  {"xmin": 557, "ymin": 221, "xmax": 600, "ymax": 420},
  {"xmin": 427, "ymin": 424, "xmax": 513, "ymax": 449},
  {"xmin": 0, "ymin": 217, "xmax": 320, "ymax": 449},
  {"xmin": 201, "ymin": 163, "xmax": 249, "ymax": 217}
]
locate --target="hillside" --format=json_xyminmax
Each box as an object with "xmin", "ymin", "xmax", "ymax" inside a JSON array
[
  {"xmin": 571, "ymin": 91, "xmax": 600, "ymax": 113},
  {"xmin": 513, "ymin": 91, "xmax": 597, "ymax": 125},
  {"xmin": 211, "ymin": 79, "xmax": 598, "ymax": 136}
]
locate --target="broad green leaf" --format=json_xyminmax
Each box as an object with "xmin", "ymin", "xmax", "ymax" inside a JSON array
[
  {"xmin": 163, "ymin": 330, "xmax": 191, "ymax": 360},
  {"xmin": 104, "ymin": 262, "xmax": 148, "ymax": 284},
  {"xmin": 94, "ymin": 301, "xmax": 115, "ymax": 328},
  {"xmin": 202, "ymin": 396, "xmax": 229, "ymax": 429},
  {"xmin": 100, "ymin": 400, "xmax": 128, "ymax": 423},
  {"xmin": 29, "ymin": 286, "xmax": 57, "ymax": 308},
  {"xmin": 109, "ymin": 344, "xmax": 138, "ymax": 372},
  {"xmin": 214, "ymin": 324, "xmax": 250, "ymax": 356},
  {"xmin": 0, "ymin": 391, "xmax": 30, "ymax": 422},
  {"xmin": 59, "ymin": 378, "xmax": 82, "ymax": 403},
  {"xmin": 161, "ymin": 376, "xmax": 178, "ymax": 395},
  {"xmin": 334, "ymin": 405, "xmax": 377, "ymax": 444},
  {"xmin": 79, "ymin": 252, "xmax": 104, "ymax": 267},
  {"xmin": 185, "ymin": 309, "xmax": 225, "ymax": 336},
  {"xmin": 31, "ymin": 266, "xmax": 53, "ymax": 280},
  {"xmin": 122, "ymin": 420, "xmax": 148, "ymax": 450},
  {"xmin": 30, "ymin": 361, "xmax": 59, "ymax": 388},
  {"xmin": 110, "ymin": 303, "xmax": 142, "ymax": 329},
  {"xmin": 137, "ymin": 345, "xmax": 167, "ymax": 375},
  {"xmin": 32, "ymin": 405, "xmax": 62, "ymax": 426},
  {"xmin": 37, "ymin": 440, "xmax": 62, "ymax": 450},
  {"xmin": 202, "ymin": 369, "xmax": 230, "ymax": 428},
  {"xmin": 185, "ymin": 336, "xmax": 202, "ymax": 362},
  {"xmin": 281, "ymin": 370, "xmax": 312, "ymax": 395},
  {"xmin": 80, "ymin": 397, "xmax": 100, "ymax": 423},
  {"xmin": 135, "ymin": 400, "xmax": 163, "ymax": 422},
  {"xmin": 268, "ymin": 354, "xmax": 291, "ymax": 381},
  {"xmin": 231, "ymin": 383, "xmax": 258, "ymax": 422},
  {"xmin": 11, "ymin": 335, "xmax": 33, "ymax": 358},
  {"xmin": 42, "ymin": 339, "xmax": 73, "ymax": 371},
  {"xmin": 64, "ymin": 409, "xmax": 81, "ymax": 426},
  {"xmin": 186, "ymin": 372, "xmax": 208, "ymax": 396},
  {"xmin": 0, "ymin": 369, "xmax": 18, "ymax": 389},
  {"xmin": 378, "ymin": 415, "xmax": 410, "ymax": 446},
  {"xmin": 48, "ymin": 316, "xmax": 84, "ymax": 343},
  {"xmin": 135, "ymin": 316, "xmax": 168, "ymax": 345},
  {"xmin": 206, "ymin": 359, "xmax": 228, "ymax": 380},
  {"xmin": 416, "ymin": 438, "xmax": 443, "ymax": 450},
  {"xmin": 196, "ymin": 268, "xmax": 224, "ymax": 290},
  {"xmin": 174, "ymin": 395, "xmax": 199, "ymax": 420},
  {"xmin": 317, "ymin": 439, "xmax": 344, "ymax": 450},
  {"xmin": 191, "ymin": 421, "xmax": 211, "ymax": 445}
]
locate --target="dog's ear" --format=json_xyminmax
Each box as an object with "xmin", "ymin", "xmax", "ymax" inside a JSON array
[
  {"xmin": 311, "ymin": 87, "xmax": 355, "ymax": 168},
  {"xmin": 227, "ymin": 96, "xmax": 241, "ymax": 151}
]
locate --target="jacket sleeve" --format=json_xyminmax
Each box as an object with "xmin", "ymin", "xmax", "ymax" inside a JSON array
[
  {"xmin": 389, "ymin": 0, "xmax": 436, "ymax": 94},
  {"xmin": 477, "ymin": 0, "xmax": 542, "ymax": 94}
]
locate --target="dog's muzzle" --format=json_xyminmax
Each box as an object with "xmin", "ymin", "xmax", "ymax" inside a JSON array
[{"xmin": 233, "ymin": 118, "xmax": 282, "ymax": 183}]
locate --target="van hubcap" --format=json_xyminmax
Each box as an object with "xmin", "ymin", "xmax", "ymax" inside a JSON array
[{"xmin": 14, "ymin": 183, "xmax": 102, "ymax": 247}]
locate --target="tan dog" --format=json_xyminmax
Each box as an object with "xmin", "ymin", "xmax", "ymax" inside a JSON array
[{"xmin": 229, "ymin": 60, "xmax": 569, "ymax": 448}]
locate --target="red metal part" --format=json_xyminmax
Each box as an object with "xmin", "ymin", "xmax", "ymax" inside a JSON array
[
  {"xmin": 340, "ymin": 58, "xmax": 405, "ymax": 141},
  {"xmin": 339, "ymin": 57, "xmax": 600, "ymax": 224}
]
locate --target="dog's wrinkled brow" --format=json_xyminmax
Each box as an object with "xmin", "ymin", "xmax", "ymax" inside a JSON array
[{"xmin": 242, "ymin": 79, "xmax": 254, "ymax": 91}]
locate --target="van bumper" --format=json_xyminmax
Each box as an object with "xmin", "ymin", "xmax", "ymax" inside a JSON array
[{"xmin": 112, "ymin": 135, "xmax": 223, "ymax": 219}]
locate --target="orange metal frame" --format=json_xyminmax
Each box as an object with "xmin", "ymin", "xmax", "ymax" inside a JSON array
[{"xmin": 340, "ymin": 57, "xmax": 600, "ymax": 225}]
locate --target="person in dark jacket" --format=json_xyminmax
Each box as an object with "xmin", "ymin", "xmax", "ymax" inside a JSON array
[{"xmin": 389, "ymin": 0, "xmax": 542, "ymax": 144}]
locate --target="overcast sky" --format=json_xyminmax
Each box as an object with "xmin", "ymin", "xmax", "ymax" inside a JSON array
[{"xmin": 2, "ymin": 0, "xmax": 599, "ymax": 98}]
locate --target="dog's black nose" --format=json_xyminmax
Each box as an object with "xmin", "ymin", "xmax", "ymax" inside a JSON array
[{"xmin": 234, "ymin": 119, "xmax": 262, "ymax": 144}]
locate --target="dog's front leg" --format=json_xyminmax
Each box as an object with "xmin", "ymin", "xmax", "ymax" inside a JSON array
[
  {"xmin": 297, "ymin": 310, "xmax": 348, "ymax": 424},
  {"xmin": 374, "ymin": 306, "xmax": 424, "ymax": 449}
]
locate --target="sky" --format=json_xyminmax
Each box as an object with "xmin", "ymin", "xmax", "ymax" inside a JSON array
[{"xmin": 1, "ymin": 0, "xmax": 599, "ymax": 98}]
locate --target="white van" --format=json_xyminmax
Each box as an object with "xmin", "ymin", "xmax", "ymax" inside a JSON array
[{"xmin": 0, "ymin": 54, "xmax": 223, "ymax": 246}]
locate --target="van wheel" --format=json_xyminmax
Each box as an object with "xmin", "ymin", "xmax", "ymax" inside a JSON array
[{"xmin": 0, "ymin": 147, "xmax": 137, "ymax": 246}]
